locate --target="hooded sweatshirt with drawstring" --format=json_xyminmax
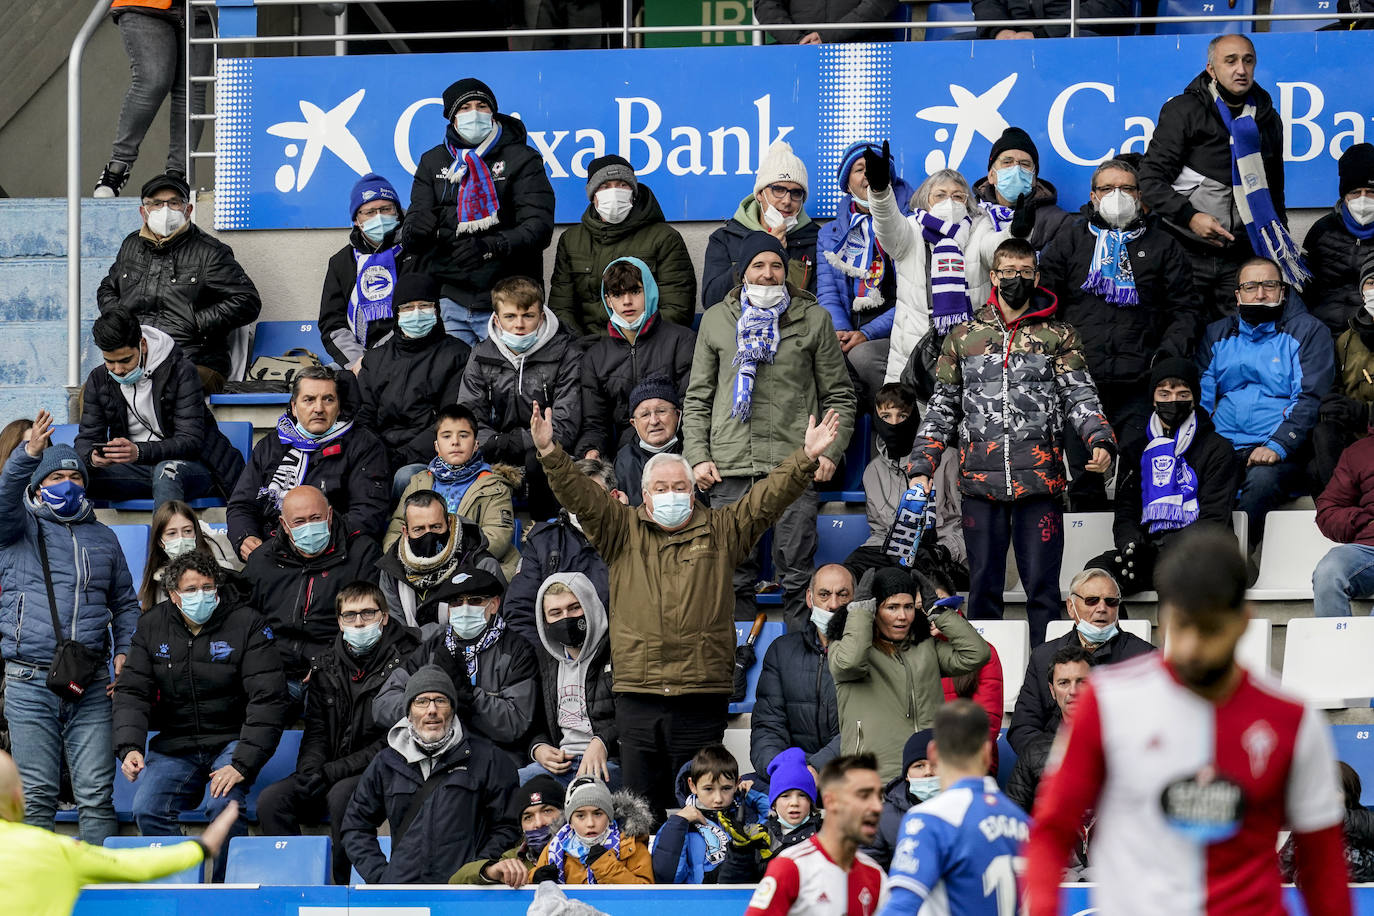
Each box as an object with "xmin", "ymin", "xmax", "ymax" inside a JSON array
[{"xmin": 530, "ymin": 572, "xmax": 618, "ymax": 761}]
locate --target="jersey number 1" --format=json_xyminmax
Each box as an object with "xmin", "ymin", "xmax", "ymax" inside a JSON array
[{"xmin": 982, "ymin": 854, "xmax": 1026, "ymax": 916}]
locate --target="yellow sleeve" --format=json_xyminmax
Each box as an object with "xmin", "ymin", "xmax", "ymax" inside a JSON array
[{"xmin": 65, "ymin": 837, "xmax": 205, "ymax": 884}]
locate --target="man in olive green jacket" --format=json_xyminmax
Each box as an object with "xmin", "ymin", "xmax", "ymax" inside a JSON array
[
  {"xmin": 532, "ymin": 399, "xmax": 841, "ymax": 824},
  {"xmin": 684, "ymin": 231, "xmax": 856, "ymax": 632}
]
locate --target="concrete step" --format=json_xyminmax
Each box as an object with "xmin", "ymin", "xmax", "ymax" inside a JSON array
[
  {"xmin": 0, "ymin": 259, "xmax": 112, "ymax": 401},
  {"xmin": 0, "ymin": 198, "xmax": 140, "ymax": 260}
]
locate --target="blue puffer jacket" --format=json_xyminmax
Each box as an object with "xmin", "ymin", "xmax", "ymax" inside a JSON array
[
  {"xmin": 0, "ymin": 447, "xmax": 140, "ymax": 668},
  {"xmin": 1198, "ymin": 294, "xmax": 1335, "ymax": 459},
  {"xmin": 816, "ymin": 174, "xmax": 915, "ymax": 341}
]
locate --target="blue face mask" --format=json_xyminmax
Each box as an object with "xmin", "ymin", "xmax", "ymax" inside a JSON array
[
  {"xmin": 360, "ymin": 212, "xmax": 399, "ymax": 245},
  {"xmin": 609, "ymin": 309, "xmax": 649, "ymax": 332},
  {"xmin": 163, "ymin": 535, "xmax": 197, "ymax": 558},
  {"xmin": 908, "ymin": 776, "xmax": 941, "ymax": 802},
  {"xmin": 293, "ymin": 420, "xmax": 343, "ymax": 441},
  {"xmin": 38, "ymin": 480, "xmax": 87, "ymax": 518},
  {"xmin": 398, "ymin": 307, "xmax": 437, "ymax": 339},
  {"xmin": 448, "ymin": 602, "xmax": 489, "ymax": 640},
  {"xmin": 500, "ymin": 328, "xmax": 538, "ymax": 353},
  {"xmin": 342, "ymin": 621, "xmax": 383, "ymax": 653},
  {"xmin": 1076, "ymin": 618, "xmax": 1119, "ymax": 645},
  {"xmin": 650, "ymin": 491, "xmax": 692, "ymax": 528},
  {"xmin": 179, "ymin": 590, "xmax": 218, "ymax": 625},
  {"xmin": 524, "ymin": 826, "xmax": 553, "ymax": 856},
  {"xmin": 289, "ymin": 519, "xmax": 331, "ymax": 555},
  {"xmin": 996, "ymin": 165, "xmax": 1034, "ymax": 204},
  {"xmin": 454, "ymin": 110, "xmax": 494, "ymax": 145},
  {"xmin": 111, "ymin": 362, "xmax": 145, "ymax": 386}
]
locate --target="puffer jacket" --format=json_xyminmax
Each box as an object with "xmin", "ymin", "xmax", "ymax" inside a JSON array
[
  {"xmin": 403, "ymin": 115, "xmax": 555, "ymax": 311},
  {"xmin": 749, "ymin": 626, "xmax": 839, "ymax": 776},
  {"xmin": 0, "ymin": 447, "xmax": 140, "ymax": 668},
  {"xmin": 1005, "ymin": 730, "xmax": 1054, "ymax": 814},
  {"xmin": 1317, "ymin": 435, "xmax": 1374, "ymax": 548},
  {"xmin": 816, "ymin": 175, "xmax": 915, "ymax": 341},
  {"xmin": 1198, "ymin": 293, "xmax": 1335, "ymax": 456},
  {"xmin": 752, "ymin": 0, "xmax": 902, "ymax": 42},
  {"xmin": 909, "ymin": 291, "xmax": 1117, "ymax": 501},
  {"xmin": 531, "ymin": 791, "xmax": 655, "ymax": 885},
  {"xmin": 112, "ymin": 591, "xmax": 287, "ymax": 781},
  {"xmin": 354, "ymin": 320, "xmax": 471, "ymax": 473},
  {"xmin": 96, "ymin": 223, "xmax": 261, "ymax": 377},
  {"xmin": 862, "ymin": 774, "xmax": 915, "ymax": 870},
  {"xmin": 972, "ymin": 176, "xmax": 1076, "ymax": 252},
  {"xmin": 682, "ymin": 285, "xmax": 854, "ymax": 476},
  {"xmin": 1302, "ymin": 207, "xmax": 1374, "ymax": 334},
  {"xmin": 378, "ymin": 516, "xmax": 507, "ymax": 629},
  {"xmin": 386, "ymin": 465, "xmax": 520, "ymax": 578},
  {"xmin": 1038, "ymin": 207, "xmax": 1203, "ymax": 386},
  {"xmin": 866, "ymin": 182, "xmax": 999, "ymax": 384},
  {"xmin": 317, "ymin": 223, "xmax": 417, "ymax": 366},
  {"xmin": 1139, "ymin": 72, "xmax": 1286, "ymax": 259},
  {"xmin": 503, "ymin": 512, "xmax": 609, "ymax": 650},
  {"xmin": 529, "ymin": 573, "xmax": 618, "ymax": 758},
  {"xmin": 828, "ymin": 599, "xmax": 990, "ymax": 782},
  {"xmin": 1326, "ymin": 314, "xmax": 1374, "ymax": 424},
  {"xmin": 702, "ymin": 195, "xmax": 821, "ymax": 309},
  {"xmin": 548, "ymin": 185, "xmax": 696, "ymax": 335}
]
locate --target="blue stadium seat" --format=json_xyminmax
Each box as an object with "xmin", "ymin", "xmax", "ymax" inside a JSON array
[
  {"xmin": 102, "ymin": 836, "xmax": 205, "ymax": 883},
  {"xmin": 1154, "ymin": 0, "xmax": 1254, "ymax": 34},
  {"xmin": 816, "ymin": 514, "xmax": 871, "ymax": 567},
  {"xmin": 924, "ymin": 2, "xmax": 978, "ymax": 40},
  {"xmin": 210, "ymin": 320, "xmax": 328, "ymax": 406},
  {"xmin": 1267, "ymin": 0, "xmax": 1338, "ymax": 30},
  {"xmin": 224, "ymin": 835, "xmax": 331, "ymax": 885},
  {"xmin": 1332, "ymin": 725, "xmax": 1374, "ymax": 806},
  {"xmin": 112, "ymin": 524, "xmax": 150, "ymax": 587},
  {"xmin": 178, "ymin": 729, "xmax": 303, "ymax": 824},
  {"xmin": 51, "ymin": 424, "xmax": 79, "ymax": 447},
  {"xmin": 219, "ymin": 421, "xmax": 254, "ymax": 464},
  {"xmin": 349, "ymin": 835, "xmax": 391, "ymax": 884},
  {"xmin": 101, "ymin": 421, "xmax": 250, "ymax": 511},
  {"xmin": 820, "ymin": 413, "xmax": 871, "ymax": 503},
  {"xmin": 512, "ymin": 516, "xmax": 523, "ymax": 551},
  {"xmin": 729, "ymin": 620, "xmax": 787, "ymax": 714}
]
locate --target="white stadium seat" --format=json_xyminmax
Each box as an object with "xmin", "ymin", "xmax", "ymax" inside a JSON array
[
  {"xmin": 969, "ymin": 620, "xmax": 1030, "ymax": 713},
  {"xmin": 1281, "ymin": 617, "xmax": 1374, "ymax": 708},
  {"xmin": 1249, "ymin": 510, "xmax": 1338, "ymax": 601}
]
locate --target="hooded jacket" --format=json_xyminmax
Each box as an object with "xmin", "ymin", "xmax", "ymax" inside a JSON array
[
  {"xmin": 97, "ymin": 222, "xmax": 262, "ymax": 377},
  {"xmin": 653, "ymin": 760, "xmax": 773, "ymax": 884},
  {"xmin": 503, "ymin": 513, "xmax": 610, "ymax": 650},
  {"xmin": 76, "ymin": 326, "xmax": 245, "ymax": 495},
  {"xmin": 341, "ymin": 719, "xmax": 520, "ymax": 884},
  {"xmin": 112, "ymin": 590, "xmax": 287, "ymax": 781},
  {"xmin": 0, "ymin": 447, "xmax": 140, "ymax": 668},
  {"xmin": 859, "ymin": 435, "xmax": 909, "ymax": 551},
  {"xmin": 531, "ymin": 790, "xmax": 655, "ymax": 885},
  {"xmin": 403, "ymin": 114, "xmax": 555, "ymax": 310},
  {"xmin": 318, "ymin": 223, "xmax": 417, "ymax": 366},
  {"xmin": 909, "ymin": 291, "xmax": 1117, "ymax": 501},
  {"xmin": 1302, "ymin": 206, "xmax": 1374, "ymax": 334},
  {"xmin": 701, "ymin": 195, "xmax": 821, "ymax": 309},
  {"xmin": 378, "ymin": 515, "xmax": 507, "ymax": 628},
  {"xmin": 749, "ymin": 625, "xmax": 840, "ymax": 775},
  {"xmin": 973, "ymin": 176, "xmax": 1076, "ymax": 252},
  {"xmin": 816, "ymin": 172, "xmax": 916, "ymax": 341},
  {"xmin": 682, "ymin": 284, "xmax": 854, "ymax": 477},
  {"xmin": 354, "ymin": 320, "xmax": 472, "ymax": 473},
  {"xmin": 549, "ymin": 185, "xmax": 696, "ymax": 335},
  {"xmin": 529, "ymin": 573, "xmax": 617, "ymax": 760},
  {"xmin": 1317, "ymin": 435, "xmax": 1374, "ymax": 548},
  {"xmin": 1139, "ymin": 72, "xmax": 1286, "ymax": 259},
  {"xmin": 1198, "ymin": 293, "xmax": 1335, "ymax": 457},
  {"xmin": 386, "ymin": 464, "xmax": 521, "ymax": 578}
]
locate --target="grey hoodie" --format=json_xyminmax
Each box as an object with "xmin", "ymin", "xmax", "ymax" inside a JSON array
[
  {"xmin": 387, "ymin": 715, "xmax": 465, "ymax": 779},
  {"xmin": 533, "ymin": 571, "xmax": 609, "ymax": 757}
]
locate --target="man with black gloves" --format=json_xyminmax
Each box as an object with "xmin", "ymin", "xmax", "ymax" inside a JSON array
[
  {"xmin": 975, "ymin": 127, "xmax": 1073, "ymax": 253},
  {"xmin": 256, "ymin": 580, "xmax": 419, "ymax": 885},
  {"xmin": 403, "ymin": 78, "xmax": 555, "ymax": 345}
]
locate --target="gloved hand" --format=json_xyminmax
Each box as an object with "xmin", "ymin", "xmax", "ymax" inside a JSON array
[
  {"xmin": 486, "ymin": 431, "xmax": 526, "ymax": 463},
  {"xmin": 295, "ymin": 769, "xmax": 327, "ymax": 799},
  {"xmin": 449, "ymin": 234, "xmax": 484, "ymax": 272},
  {"xmin": 477, "ymin": 233, "xmax": 510, "ymax": 261},
  {"xmin": 1010, "ymin": 192, "xmax": 1035, "ymax": 239},
  {"xmin": 861, "ymin": 141, "xmax": 892, "ymax": 194},
  {"xmin": 530, "ymin": 864, "xmax": 559, "ymax": 884},
  {"xmin": 854, "ymin": 568, "xmax": 876, "ymax": 604},
  {"xmin": 583, "ymin": 844, "xmax": 609, "ymax": 865},
  {"xmin": 1320, "ymin": 396, "xmax": 1361, "ymax": 427},
  {"xmin": 435, "ymin": 650, "xmax": 478, "ymax": 714}
]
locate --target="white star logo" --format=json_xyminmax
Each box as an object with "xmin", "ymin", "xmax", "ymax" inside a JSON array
[
  {"xmin": 916, "ymin": 74, "xmax": 1019, "ymax": 174},
  {"xmin": 266, "ymin": 88, "xmax": 373, "ymax": 192}
]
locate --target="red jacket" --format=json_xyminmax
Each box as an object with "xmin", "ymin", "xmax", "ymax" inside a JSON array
[
  {"xmin": 940, "ymin": 641, "xmax": 1004, "ymax": 773},
  {"xmin": 1317, "ymin": 435, "xmax": 1374, "ymax": 547}
]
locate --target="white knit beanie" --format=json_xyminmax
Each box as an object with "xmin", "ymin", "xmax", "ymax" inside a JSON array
[{"xmin": 754, "ymin": 140, "xmax": 809, "ymax": 196}]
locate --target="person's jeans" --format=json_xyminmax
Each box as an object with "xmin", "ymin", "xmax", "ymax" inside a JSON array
[
  {"xmin": 88, "ymin": 459, "xmax": 214, "ymax": 508},
  {"xmin": 133, "ymin": 742, "xmax": 249, "ymax": 882},
  {"xmin": 440, "ymin": 297, "xmax": 491, "ymax": 346},
  {"xmin": 615, "ymin": 693, "xmax": 728, "ymax": 828},
  {"xmin": 255, "ymin": 773, "xmax": 362, "ymax": 885},
  {"xmin": 962, "ymin": 494, "xmax": 1064, "ymax": 646},
  {"xmin": 1312, "ymin": 544, "xmax": 1374, "ymax": 617},
  {"xmin": 1234, "ymin": 449, "xmax": 1304, "ymax": 548},
  {"xmin": 517, "ymin": 756, "xmax": 622, "ymax": 789},
  {"xmin": 392, "ymin": 463, "xmax": 427, "ymax": 501},
  {"xmin": 110, "ymin": 9, "xmax": 211, "ymax": 174},
  {"xmin": 710, "ymin": 475, "xmax": 819, "ymax": 633}
]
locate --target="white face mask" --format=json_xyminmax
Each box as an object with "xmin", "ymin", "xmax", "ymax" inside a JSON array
[
  {"xmin": 763, "ymin": 203, "xmax": 798, "ymax": 232},
  {"xmin": 1096, "ymin": 189, "xmax": 1140, "ymax": 229},
  {"xmin": 594, "ymin": 187, "xmax": 634, "ymax": 224},
  {"xmin": 1349, "ymin": 196, "xmax": 1374, "ymax": 227},
  {"xmin": 147, "ymin": 207, "xmax": 186, "ymax": 238},
  {"xmin": 744, "ymin": 283, "xmax": 787, "ymax": 310},
  {"xmin": 1363, "ymin": 289, "xmax": 1374, "ymax": 320},
  {"xmin": 809, "ymin": 604, "xmax": 834, "ymax": 633},
  {"xmin": 928, "ymin": 199, "xmax": 967, "ymax": 224}
]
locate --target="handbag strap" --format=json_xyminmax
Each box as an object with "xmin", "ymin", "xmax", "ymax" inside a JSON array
[
  {"xmin": 34, "ymin": 522, "xmax": 69, "ymax": 643},
  {"xmin": 392, "ymin": 763, "xmax": 456, "ymax": 846}
]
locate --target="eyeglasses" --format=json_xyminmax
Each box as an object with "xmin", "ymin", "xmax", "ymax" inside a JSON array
[
  {"xmin": 411, "ymin": 696, "xmax": 452, "ymax": 711},
  {"xmin": 765, "ymin": 184, "xmax": 806, "ymax": 203},
  {"xmin": 176, "ymin": 585, "xmax": 217, "ymax": 598},
  {"xmin": 143, "ymin": 198, "xmax": 188, "ymax": 211},
  {"xmin": 356, "ymin": 203, "xmax": 397, "ymax": 219},
  {"xmin": 633, "ymin": 406, "xmax": 675, "ymax": 422},
  {"xmin": 994, "ymin": 268, "xmax": 1038, "ymax": 280},
  {"xmin": 1238, "ymin": 280, "xmax": 1285, "ymax": 293},
  {"xmin": 338, "ymin": 607, "xmax": 383, "ymax": 624},
  {"xmin": 994, "ymin": 156, "xmax": 1035, "ymax": 171},
  {"xmin": 1093, "ymin": 184, "xmax": 1139, "ymax": 194},
  {"xmin": 1072, "ymin": 593, "xmax": 1121, "ymax": 608}
]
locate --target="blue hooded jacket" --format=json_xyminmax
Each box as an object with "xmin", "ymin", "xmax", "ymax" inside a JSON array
[{"xmin": 651, "ymin": 758, "xmax": 772, "ymax": 884}]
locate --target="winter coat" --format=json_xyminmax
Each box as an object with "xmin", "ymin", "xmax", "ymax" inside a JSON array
[
  {"xmin": 577, "ymin": 316, "xmax": 696, "ymax": 458},
  {"xmin": 1113, "ymin": 406, "xmax": 1238, "ymax": 551},
  {"xmin": 866, "ymin": 182, "xmax": 998, "ymax": 384},
  {"xmin": 828, "ymin": 599, "xmax": 990, "ymax": 782},
  {"xmin": 863, "ymin": 774, "xmax": 915, "ymax": 870},
  {"xmin": 1139, "ymin": 72, "xmax": 1287, "ymax": 260},
  {"xmin": 402, "ymin": 115, "xmax": 555, "ymax": 311},
  {"xmin": 752, "ymin": 0, "xmax": 902, "ymax": 43},
  {"xmin": 1006, "ymin": 627, "xmax": 1154, "ymax": 753},
  {"xmin": 1280, "ymin": 805, "xmax": 1374, "ymax": 884},
  {"xmin": 614, "ymin": 437, "xmax": 691, "ymax": 508},
  {"xmin": 341, "ymin": 723, "xmax": 520, "ymax": 884},
  {"xmin": 112, "ymin": 593, "xmax": 287, "ymax": 781},
  {"xmin": 0, "ymin": 448, "xmax": 140, "ymax": 668},
  {"xmin": 449, "ymin": 838, "xmax": 543, "ymax": 884},
  {"xmin": 226, "ymin": 419, "xmax": 389, "ymax": 552},
  {"xmin": 1302, "ymin": 207, "xmax": 1374, "ymax": 334},
  {"xmin": 385, "ymin": 465, "xmax": 520, "ymax": 578},
  {"xmin": 241, "ymin": 519, "xmax": 382, "ymax": 678},
  {"xmin": 859, "ymin": 441, "xmax": 907, "ymax": 550},
  {"xmin": 1198, "ymin": 293, "xmax": 1335, "ymax": 457},
  {"xmin": 749, "ymin": 626, "xmax": 840, "ymax": 775},
  {"xmin": 529, "ymin": 573, "xmax": 618, "ymax": 758},
  {"xmin": 909, "ymin": 292, "xmax": 1117, "ymax": 501},
  {"xmin": 354, "ymin": 322, "xmax": 472, "ymax": 473},
  {"xmin": 702, "ymin": 196, "xmax": 821, "ymax": 309},
  {"xmin": 295, "ymin": 620, "xmax": 420, "ymax": 784},
  {"xmin": 1005, "ymin": 730, "xmax": 1054, "ymax": 814},
  {"xmin": 816, "ymin": 177, "xmax": 915, "ymax": 341},
  {"xmin": 548, "ymin": 184, "xmax": 696, "ymax": 335},
  {"xmin": 972, "ymin": 176, "xmax": 1076, "ymax": 253},
  {"xmin": 531, "ymin": 791, "xmax": 655, "ymax": 885},
  {"xmin": 971, "ymin": 0, "xmax": 1131, "ymax": 36},
  {"xmin": 1317, "ymin": 435, "xmax": 1374, "ymax": 548},
  {"xmin": 96, "ymin": 223, "xmax": 261, "ymax": 378},
  {"xmin": 503, "ymin": 513, "xmax": 610, "ymax": 650},
  {"xmin": 653, "ymin": 761, "xmax": 773, "ymax": 884},
  {"xmin": 940, "ymin": 639, "xmax": 1003, "ymax": 773},
  {"xmin": 540, "ymin": 444, "xmax": 817, "ymax": 695},
  {"xmin": 1330, "ymin": 316, "xmax": 1374, "ymax": 415},
  {"xmin": 1037, "ymin": 208, "xmax": 1203, "ymax": 386},
  {"xmin": 317, "ymin": 224, "xmax": 417, "ymax": 366},
  {"xmin": 75, "ymin": 332, "xmax": 245, "ymax": 495},
  {"xmin": 378, "ymin": 516, "xmax": 507, "ymax": 629},
  {"xmin": 682, "ymin": 285, "xmax": 854, "ymax": 476}
]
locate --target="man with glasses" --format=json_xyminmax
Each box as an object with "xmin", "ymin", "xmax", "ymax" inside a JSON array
[
  {"xmin": 97, "ymin": 173, "xmax": 261, "ymax": 394},
  {"xmin": 1007, "ymin": 568, "xmax": 1152, "ymax": 755},
  {"xmin": 975, "ymin": 127, "xmax": 1073, "ymax": 253},
  {"xmin": 113, "ymin": 550, "xmax": 287, "ymax": 882},
  {"xmin": 256, "ymin": 581, "xmax": 419, "ymax": 885},
  {"xmin": 1040, "ymin": 158, "xmax": 1202, "ymax": 511},
  {"xmin": 613, "ymin": 376, "xmax": 691, "ymax": 507},
  {"xmin": 1198, "ymin": 257, "xmax": 1334, "ymax": 545}
]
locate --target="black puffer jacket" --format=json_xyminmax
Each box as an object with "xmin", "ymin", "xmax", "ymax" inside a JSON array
[
  {"xmin": 503, "ymin": 513, "xmax": 610, "ymax": 649},
  {"xmin": 749, "ymin": 627, "xmax": 840, "ymax": 776},
  {"xmin": 1038, "ymin": 208, "xmax": 1203, "ymax": 386},
  {"xmin": 295, "ymin": 620, "xmax": 420, "ymax": 784},
  {"xmin": 97, "ymin": 224, "xmax": 261, "ymax": 377},
  {"xmin": 354, "ymin": 321, "xmax": 472, "ymax": 473},
  {"xmin": 1006, "ymin": 730, "xmax": 1054, "ymax": 814},
  {"xmin": 862, "ymin": 774, "xmax": 914, "ymax": 871},
  {"xmin": 403, "ymin": 115, "xmax": 555, "ymax": 311},
  {"xmin": 113, "ymin": 591, "xmax": 287, "ymax": 781},
  {"xmin": 226, "ymin": 420, "xmax": 389, "ymax": 552},
  {"xmin": 1302, "ymin": 208, "xmax": 1374, "ymax": 335},
  {"xmin": 576, "ymin": 316, "xmax": 696, "ymax": 457},
  {"xmin": 971, "ymin": 176, "xmax": 1075, "ymax": 252},
  {"xmin": 318, "ymin": 224, "xmax": 418, "ymax": 366},
  {"xmin": 75, "ymin": 343, "xmax": 245, "ymax": 495},
  {"xmin": 241, "ymin": 519, "xmax": 383, "ymax": 678}
]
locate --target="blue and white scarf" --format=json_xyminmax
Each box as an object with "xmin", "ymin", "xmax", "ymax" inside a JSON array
[
  {"xmin": 444, "ymin": 612, "xmax": 507, "ymax": 683},
  {"xmin": 1082, "ymin": 223, "xmax": 1146, "ymax": 306},
  {"xmin": 979, "ymin": 199, "xmax": 1014, "ymax": 232},
  {"xmin": 548, "ymin": 820, "xmax": 621, "ymax": 884},
  {"xmin": 444, "ymin": 123, "xmax": 502, "ymax": 234},
  {"xmin": 1140, "ymin": 411, "xmax": 1199, "ymax": 533},
  {"xmin": 427, "ymin": 454, "xmax": 489, "ymax": 514},
  {"xmin": 260, "ymin": 414, "xmax": 354, "ymax": 509},
  {"xmin": 348, "ymin": 243, "xmax": 401, "ymax": 347},
  {"xmin": 730, "ymin": 287, "xmax": 789, "ymax": 422},
  {"xmin": 823, "ymin": 205, "xmax": 888, "ymax": 312},
  {"xmin": 1212, "ymin": 85, "xmax": 1311, "ymax": 288}
]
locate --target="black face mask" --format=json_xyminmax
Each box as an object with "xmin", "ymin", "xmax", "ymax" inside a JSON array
[
  {"xmin": 407, "ymin": 531, "xmax": 446, "ymax": 559},
  {"xmin": 874, "ymin": 411, "xmax": 920, "ymax": 460},
  {"xmin": 998, "ymin": 276, "xmax": 1034, "ymax": 311},
  {"xmin": 547, "ymin": 615, "xmax": 587, "ymax": 648},
  {"xmin": 1153, "ymin": 400, "xmax": 1194, "ymax": 430},
  {"xmin": 1238, "ymin": 303, "xmax": 1282, "ymax": 327}
]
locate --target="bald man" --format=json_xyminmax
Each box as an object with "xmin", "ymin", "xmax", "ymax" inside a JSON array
[{"xmin": 0, "ymin": 750, "xmax": 236, "ymax": 916}]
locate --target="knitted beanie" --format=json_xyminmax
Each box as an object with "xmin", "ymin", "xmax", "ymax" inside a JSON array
[
  {"xmin": 394, "ymin": 272, "xmax": 440, "ymax": 306},
  {"xmin": 29, "ymin": 445, "xmax": 87, "ymax": 490},
  {"xmin": 629, "ymin": 374, "xmax": 680, "ymax": 413},
  {"xmin": 348, "ymin": 172, "xmax": 400, "ymax": 221},
  {"xmin": 754, "ymin": 140, "xmax": 809, "ymax": 195},
  {"xmin": 1149, "ymin": 356, "xmax": 1201, "ymax": 401},
  {"xmin": 403, "ymin": 665, "xmax": 457, "ymax": 711},
  {"xmin": 1339, "ymin": 143, "xmax": 1374, "ymax": 198},
  {"xmin": 987, "ymin": 127, "xmax": 1040, "ymax": 171},
  {"xmin": 902, "ymin": 729, "xmax": 934, "ymax": 774},
  {"xmin": 509, "ymin": 774, "xmax": 567, "ymax": 820},
  {"xmin": 737, "ymin": 231, "xmax": 787, "ymax": 274},
  {"xmin": 564, "ymin": 776, "xmax": 615, "ymax": 821},
  {"xmin": 442, "ymin": 78, "xmax": 498, "ymax": 119},
  {"xmin": 766, "ymin": 747, "xmax": 818, "ymax": 807},
  {"xmin": 586, "ymin": 155, "xmax": 638, "ymax": 201}
]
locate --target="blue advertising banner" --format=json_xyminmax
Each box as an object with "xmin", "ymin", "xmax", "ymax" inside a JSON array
[{"xmin": 214, "ymin": 33, "xmax": 1369, "ymax": 231}]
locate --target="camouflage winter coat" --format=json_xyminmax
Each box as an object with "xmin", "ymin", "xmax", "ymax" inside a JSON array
[{"xmin": 908, "ymin": 290, "xmax": 1115, "ymax": 501}]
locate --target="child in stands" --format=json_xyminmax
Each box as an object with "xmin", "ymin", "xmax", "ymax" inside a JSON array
[
  {"xmin": 729, "ymin": 746, "xmax": 824, "ymax": 882},
  {"xmin": 530, "ymin": 776, "xmax": 654, "ymax": 885},
  {"xmin": 652, "ymin": 744, "xmax": 771, "ymax": 884}
]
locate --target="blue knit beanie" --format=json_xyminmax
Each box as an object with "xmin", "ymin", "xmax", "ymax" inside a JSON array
[
  {"xmin": 348, "ymin": 172, "xmax": 400, "ymax": 221},
  {"xmin": 29, "ymin": 445, "xmax": 87, "ymax": 491},
  {"xmin": 836, "ymin": 141, "xmax": 879, "ymax": 192},
  {"xmin": 767, "ymin": 747, "xmax": 818, "ymax": 808}
]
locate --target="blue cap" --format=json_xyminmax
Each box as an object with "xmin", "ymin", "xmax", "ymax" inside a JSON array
[{"xmin": 349, "ymin": 173, "xmax": 400, "ymax": 221}]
